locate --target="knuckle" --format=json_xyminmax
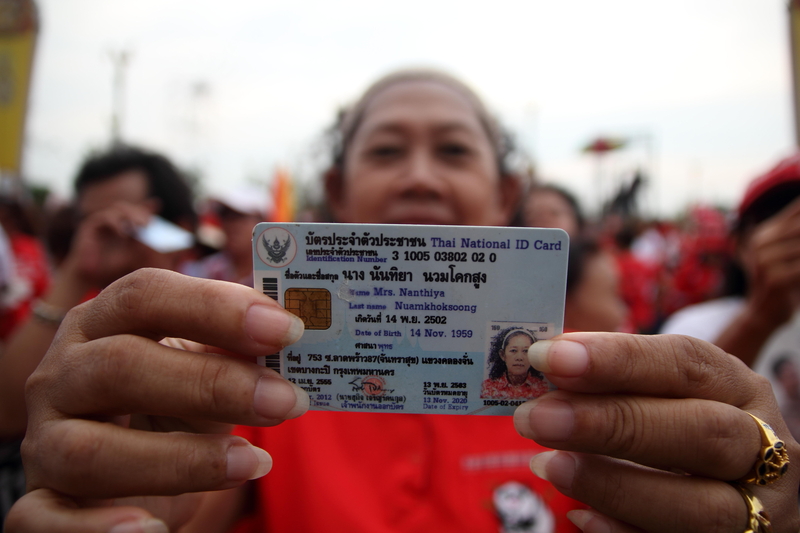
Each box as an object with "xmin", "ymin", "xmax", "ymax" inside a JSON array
[
  {"xmin": 86, "ymin": 336, "xmax": 142, "ymax": 400},
  {"xmin": 678, "ymin": 488, "xmax": 740, "ymax": 533},
  {"xmin": 173, "ymin": 436, "xmax": 227, "ymax": 488},
  {"xmin": 606, "ymin": 334, "xmax": 641, "ymax": 384},
  {"xmin": 19, "ymin": 432, "xmax": 41, "ymax": 486},
  {"xmin": 2, "ymin": 492, "xmax": 40, "ymax": 532},
  {"xmin": 670, "ymin": 336, "xmax": 711, "ymax": 388},
  {"xmin": 572, "ymin": 457, "xmax": 630, "ymax": 513},
  {"xmin": 192, "ymin": 357, "xmax": 231, "ymax": 414},
  {"xmin": 599, "ymin": 401, "xmax": 646, "ymax": 457},
  {"xmin": 97, "ymin": 268, "xmax": 175, "ymax": 323},
  {"xmin": 596, "ymin": 474, "xmax": 628, "ymax": 513},
  {"xmin": 667, "ymin": 335, "xmax": 748, "ymax": 399},
  {"xmin": 23, "ymin": 365, "xmax": 49, "ymax": 404},
  {"xmin": 33, "ymin": 422, "xmax": 103, "ymax": 493},
  {"xmin": 25, "ymin": 335, "xmax": 91, "ymax": 414},
  {"xmin": 109, "ymin": 269, "xmax": 160, "ymax": 312},
  {"xmin": 693, "ymin": 407, "xmax": 746, "ymax": 475}
]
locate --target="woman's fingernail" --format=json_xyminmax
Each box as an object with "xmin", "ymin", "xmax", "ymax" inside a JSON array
[
  {"xmin": 254, "ymin": 376, "xmax": 310, "ymax": 419},
  {"xmin": 567, "ymin": 510, "xmax": 611, "ymax": 533},
  {"xmin": 528, "ymin": 340, "xmax": 588, "ymax": 376},
  {"xmin": 530, "ymin": 451, "xmax": 576, "ymax": 493},
  {"xmin": 245, "ymin": 304, "xmax": 305, "ymax": 347},
  {"xmin": 108, "ymin": 518, "xmax": 169, "ymax": 533},
  {"xmin": 226, "ymin": 442, "xmax": 272, "ymax": 481}
]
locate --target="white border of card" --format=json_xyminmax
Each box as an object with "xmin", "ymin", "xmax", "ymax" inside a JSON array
[{"xmin": 253, "ymin": 223, "xmax": 569, "ymax": 416}]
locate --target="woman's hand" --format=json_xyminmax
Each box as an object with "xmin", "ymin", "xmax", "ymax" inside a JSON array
[
  {"xmin": 5, "ymin": 269, "xmax": 308, "ymax": 532},
  {"xmin": 742, "ymin": 196, "xmax": 800, "ymax": 325},
  {"xmin": 513, "ymin": 332, "xmax": 800, "ymax": 533}
]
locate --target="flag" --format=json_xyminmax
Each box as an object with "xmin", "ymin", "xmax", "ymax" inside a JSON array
[
  {"xmin": 0, "ymin": 0, "xmax": 39, "ymax": 176},
  {"xmin": 270, "ymin": 167, "xmax": 295, "ymax": 222}
]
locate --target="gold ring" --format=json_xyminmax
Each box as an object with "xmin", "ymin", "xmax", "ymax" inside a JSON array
[
  {"xmin": 732, "ymin": 484, "xmax": 772, "ymax": 533},
  {"xmin": 739, "ymin": 413, "xmax": 789, "ymax": 486}
]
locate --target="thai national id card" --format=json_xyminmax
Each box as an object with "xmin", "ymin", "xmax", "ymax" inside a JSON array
[{"xmin": 253, "ymin": 223, "xmax": 568, "ymax": 416}]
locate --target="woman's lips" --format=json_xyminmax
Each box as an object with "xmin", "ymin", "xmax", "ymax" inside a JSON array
[{"xmin": 382, "ymin": 205, "xmax": 457, "ymax": 226}]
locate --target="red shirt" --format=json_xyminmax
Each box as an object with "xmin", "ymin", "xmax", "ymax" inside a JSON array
[
  {"xmin": 233, "ymin": 412, "xmax": 583, "ymax": 533},
  {"xmin": 481, "ymin": 375, "xmax": 550, "ymax": 399},
  {"xmin": 0, "ymin": 234, "xmax": 50, "ymax": 340}
]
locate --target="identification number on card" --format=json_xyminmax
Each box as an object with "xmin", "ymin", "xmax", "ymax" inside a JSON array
[{"xmin": 253, "ymin": 223, "xmax": 568, "ymax": 416}]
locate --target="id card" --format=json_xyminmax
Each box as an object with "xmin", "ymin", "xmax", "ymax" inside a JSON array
[{"xmin": 253, "ymin": 223, "xmax": 568, "ymax": 416}]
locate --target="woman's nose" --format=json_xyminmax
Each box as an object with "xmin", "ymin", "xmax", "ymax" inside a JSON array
[{"xmin": 400, "ymin": 149, "xmax": 446, "ymax": 194}]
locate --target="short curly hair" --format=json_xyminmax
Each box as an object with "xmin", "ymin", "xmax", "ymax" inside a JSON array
[{"xmin": 74, "ymin": 144, "xmax": 197, "ymax": 230}]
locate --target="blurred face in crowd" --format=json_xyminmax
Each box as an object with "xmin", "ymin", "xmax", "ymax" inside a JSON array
[
  {"xmin": 524, "ymin": 189, "xmax": 579, "ymax": 238},
  {"xmin": 77, "ymin": 169, "xmax": 156, "ymax": 219},
  {"xmin": 217, "ymin": 204, "xmax": 262, "ymax": 259},
  {"xmin": 777, "ymin": 361, "xmax": 800, "ymax": 400},
  {"xmin": 501, "ymin": 333, "xmax": 533, "ymax": 380},
  {"xmin": 327, "ymin": 80, "xmax": 518, "ymax": 226},
  {"xmin": 564, "ymin": 251, "xmax": 626, "ymax": 332},
  {"xmin": 74, "ymin": 169, "xmax": 181, "ymax": 281}
]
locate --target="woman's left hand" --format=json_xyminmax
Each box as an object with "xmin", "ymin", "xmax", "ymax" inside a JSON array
[{"xmin": 513, "ymin": 332, "xmax": 800, "ymax": 533}]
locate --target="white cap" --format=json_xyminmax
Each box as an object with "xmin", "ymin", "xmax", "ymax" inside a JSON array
[{"xmin": 211, "ymin": 185, "xmax": 273, "ymax": 218}]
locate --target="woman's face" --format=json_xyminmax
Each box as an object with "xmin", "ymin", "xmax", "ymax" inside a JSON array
[
  {"xmin": 501, "ymin": 333, "xmax": 533, "ymax": 378},
  {"xmin": 524, "ymin": 189, "xmax": 579, "ymax": 238},
  {"xmin": 327, "ymin": 80, "xmax": 518, "ymax": 226},
  {"xmin": 564, "ymin": 251, "xmax": 627, "ymax": 332}
]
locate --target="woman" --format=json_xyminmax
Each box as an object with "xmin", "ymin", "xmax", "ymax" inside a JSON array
[
  {"xmin": 524, "ymin": 184, "xmax": 584, "ymax": 240},
  {"xmin": 7, "ymin": 70, "xmax": 800, "ymax": 533},
  {"xmin": 482, "ymin": 327, "xmax": 550, "ymax": 399}
]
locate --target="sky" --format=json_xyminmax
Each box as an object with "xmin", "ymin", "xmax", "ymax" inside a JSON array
[{"xmin": 18, "ymin": 0, "xmax": 798, "ymax": 217}]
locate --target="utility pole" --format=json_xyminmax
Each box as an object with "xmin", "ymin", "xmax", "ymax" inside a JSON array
[
  {"xmin": 790, "ymin": 0, "xmax": 800, "ymax": 147},
  {"xmin": 108, "ymin": 49, "xmax": 132, "ymax": 144}
]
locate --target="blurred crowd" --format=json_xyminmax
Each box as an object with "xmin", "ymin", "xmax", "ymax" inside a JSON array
[
  {"xmin": 0, "ymin": 143, "xmax": 794, "ymax": 421},
  {"xmin": 0, "ymin": 151, "xmax": 742, "ymax": 344},
  {"xmin": 3, "ymin": 69, "xmax": 800, "ymax": 532}
]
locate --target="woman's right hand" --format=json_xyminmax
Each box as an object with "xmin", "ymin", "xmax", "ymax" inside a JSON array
[
  {"xmin": 741, "ymin": 195, "xmax": 800, "ymax": 325},
  {"xmin": 5, "ymin": 269, "xmax": 308, "ymax": 533}
]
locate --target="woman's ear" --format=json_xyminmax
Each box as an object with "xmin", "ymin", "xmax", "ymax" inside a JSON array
[
  {"xmin": 495, "ymin": 174, "xmax": 523, "ymax": 226},
  {"xmin": 324, "ymin": 167, "xmax": 347, "ymax": 222}
]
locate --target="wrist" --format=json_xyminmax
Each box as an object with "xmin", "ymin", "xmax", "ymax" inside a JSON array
[
  {"xmin": 46, "ymin": 267, "xmax": 95, "ymax": 309},
  {"xmin": 738, "ymin": 301, "xmax": 785, "ymax": 335}
]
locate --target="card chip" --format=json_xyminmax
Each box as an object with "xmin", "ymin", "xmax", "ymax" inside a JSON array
[{"xmin": 284, "ymin": 288, "xmax": 332, "ymax": 330}]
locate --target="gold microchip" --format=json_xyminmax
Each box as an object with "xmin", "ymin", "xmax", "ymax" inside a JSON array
[{"xmin": 284, "ymin": 288, "xmax": 331, "ymax": 330}]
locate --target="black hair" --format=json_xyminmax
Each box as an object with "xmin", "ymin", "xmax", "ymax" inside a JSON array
[
  {"xmin": 772, "ymin": 355, "xmax": 796, "ymax": 378},
  {"xmin": 736, "ymin": 182, "xmax": 800, "ymax": 235},
  {"xmin": 486, "ymin": 326, "xmax": 542, "ymax": 380},
  {"xmin": 526, "ymin": 184, "xmax": 585, "ymax": 232},
  {"xmin": 721, "ymin": 182, "xmax": 800, "ymax": 297},
  {"xmin": 566, "ymin": 238, "xmax": 601, "ymax": 297},
  {"xmin": 74, "ymin": 145, "xmax": 197, "ymax": 229}
]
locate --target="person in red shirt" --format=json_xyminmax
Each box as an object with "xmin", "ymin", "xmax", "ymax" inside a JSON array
[
  {"xmin": 0, "ymin": 145, "xmax": 197, "ymax": 440},
  {"xmin": 7, "ymin": 70, "xmax": 800, "ymax": 533},
  {"xmin": 228, "ymin": 69, "xmax": 583, "ymax": 533},
  {"xmin": 0, "ymin": 193, "xmax": 50, "ymax": 340}
]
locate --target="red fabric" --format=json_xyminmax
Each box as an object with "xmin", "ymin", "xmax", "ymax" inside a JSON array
[
  {"xmin": 232, "ymin": 412, "xmax": 583, "ymax": 533},
  {"xmin": 614, "ymin": 251, "xmax": 658, "ymax": 333},
  {"xmin": 481, "ymin": 375, "xmax": 550, "ymax": 399},
  {"xmin": 0, "ymin": 234, "xmax": 50, "ymax": 340},
  {"xmin": 738, "ymin": 152, "xmax": 800, "ymax": 217}
]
